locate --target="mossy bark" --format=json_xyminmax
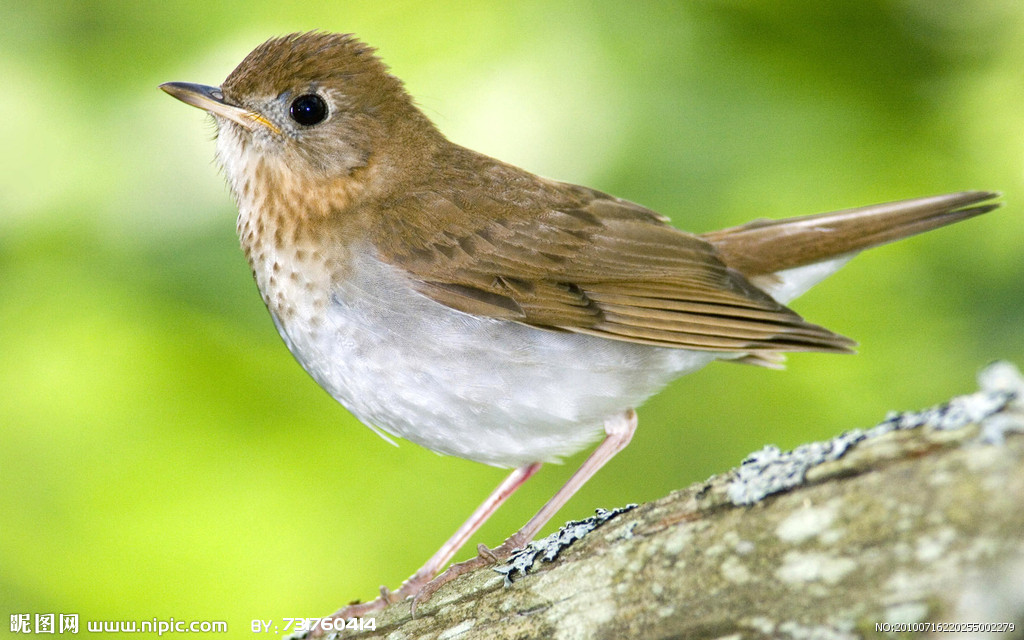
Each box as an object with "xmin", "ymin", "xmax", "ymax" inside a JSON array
[{"xmin": 319, "ymin": 388, "xmax": 1024, "ymax": 640}]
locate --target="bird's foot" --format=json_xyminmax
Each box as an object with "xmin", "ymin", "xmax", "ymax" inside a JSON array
[
  {"xmin": 304, "ymin": 571, "xmax": 428, "ymax": 638},
  {"xmin": 305, "ymin": 535, "xmax": 527, "ymax": 637},
  {"xmin": 409, "ymin": 531, "xmax": 529, "ymax": 615}
]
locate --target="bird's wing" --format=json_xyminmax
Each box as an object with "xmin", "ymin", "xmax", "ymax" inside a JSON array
[{"xmin": 371, "ymin": 184, "xmax": 854, "ymax": 356}]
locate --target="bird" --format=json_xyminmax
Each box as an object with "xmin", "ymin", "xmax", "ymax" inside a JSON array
[{"xmin": 160, "ymin": 31, "xmax": 999, "ymax": 629}]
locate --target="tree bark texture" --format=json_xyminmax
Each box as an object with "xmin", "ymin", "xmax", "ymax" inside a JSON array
[{"xmin": 317, "ymin": 363, "xmax": 1024, "ymax": 640}]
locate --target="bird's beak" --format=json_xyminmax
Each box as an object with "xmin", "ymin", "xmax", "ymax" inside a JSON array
[{"xmin": 160, "ymin": 82, "xmax": 280, "ymax": 134}]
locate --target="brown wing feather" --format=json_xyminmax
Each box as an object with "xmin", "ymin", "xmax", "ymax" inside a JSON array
[{"xmin": 369, "ymin": 162, "xmax": 853, "ymax": 355}]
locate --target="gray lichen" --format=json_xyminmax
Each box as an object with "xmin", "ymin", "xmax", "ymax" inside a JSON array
[
  {"xmin": 728, "ymin": 361, "xmax": 1024, "ymax": 506},
  {"xmin": 494, "ymin": 504, "xmax": 637, "ymax": 584}
]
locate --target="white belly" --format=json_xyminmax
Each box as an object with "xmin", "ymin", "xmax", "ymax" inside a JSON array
[{"xmin": 269, "ymin": 249, "xmax": 717, "ymax": 467}]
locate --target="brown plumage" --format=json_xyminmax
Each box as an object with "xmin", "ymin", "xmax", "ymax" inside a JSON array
[
  {"xmin": 204, "ymin": 33, "xmax": 999, "ymax": 359},
  {"xmin": 704, "ymin": 191, "xmax": 999, "ymax": 276},
  {"xmin": 364, "ymin": 147, "xmax": 995, "ymax": 355}
]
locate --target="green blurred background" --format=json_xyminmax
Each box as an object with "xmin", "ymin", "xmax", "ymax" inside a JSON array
[{"xmin": 3, "ymin": 0, "xmax": 1022, "ymax": 634}]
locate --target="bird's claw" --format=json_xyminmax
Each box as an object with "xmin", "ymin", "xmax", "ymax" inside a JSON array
[
  {"xmin": 310, "ymin": 533, "xmax": 532, "ymax": 632},
  {"xmin": 409, "ymin": 534, "xmax": 527, "ymax": 616}
]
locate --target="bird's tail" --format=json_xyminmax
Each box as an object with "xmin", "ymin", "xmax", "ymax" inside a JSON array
[{"xmin": 702, "ymin": 191, "xmax": 1000, "ymax": 277}]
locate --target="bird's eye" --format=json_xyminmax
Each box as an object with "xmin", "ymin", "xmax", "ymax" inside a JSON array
[{"xmin": 289, "ymin": 94, "xmax": 328, "ymax": 126}]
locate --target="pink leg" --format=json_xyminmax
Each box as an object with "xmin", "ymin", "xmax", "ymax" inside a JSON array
[
  {"xmin": 309, "ymin": 462, "xmax": 541, "ymax": 636},
  {"xmin": 411, "ymin": 408, "xmax": 638, "ymax": 609},
  {"xmin": 386, "ymin": 461, "xmax": 542, "ymax": 598},
  {"xmin": 510, "ymin": 408, "xmax": 636, "ymax": 545}
]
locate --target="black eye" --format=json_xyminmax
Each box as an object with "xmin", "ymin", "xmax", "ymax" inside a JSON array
[{"xmin": 289, "ymin": 94, "xmax": 328, "ymax": 126}]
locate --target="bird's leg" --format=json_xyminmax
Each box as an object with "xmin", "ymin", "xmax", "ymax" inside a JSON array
[
  {"xmin": 309, "ymin": 462, "xmax": 541, "ymax": 637},
  {"xmin": 410, "ymin": 408, "xmax": 638, "ymax": 611},
  {"xmin": 384, "ymin": 461, "xmax": 543, "ymax": 601},
  {"xmin": 310, "ymin": 409, "xmax": 637, "ymax": 635}
]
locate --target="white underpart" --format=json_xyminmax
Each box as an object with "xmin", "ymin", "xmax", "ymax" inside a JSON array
[
  {"xmin": 267, "ymin": 247, "xmax": 857, "ymax": 468},
  {"xmin": 272, "ymin": 249, "xmax": 712, "ymax": 466},
  {"xmin": 755, "ymin": 255, "xmax": 855, "ymax": 304}
]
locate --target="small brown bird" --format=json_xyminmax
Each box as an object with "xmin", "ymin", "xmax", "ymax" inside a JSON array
[{"xmin": 161, "ymin": 32, "xmax": 998, "ymax": 626}]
